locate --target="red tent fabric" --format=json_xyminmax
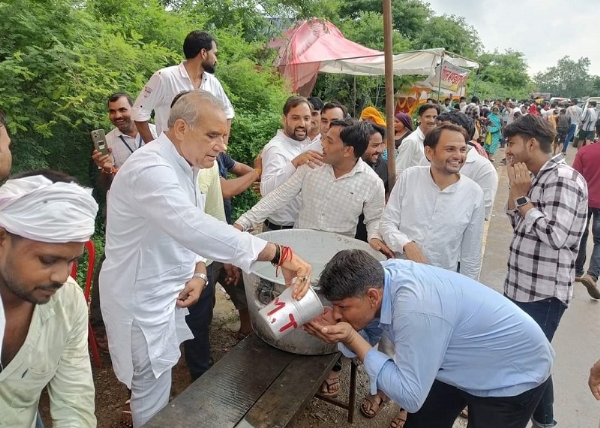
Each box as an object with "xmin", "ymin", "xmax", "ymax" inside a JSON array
[{"xmin": 269, "ymin": 19, "xmax": 382, "ymax": 96}]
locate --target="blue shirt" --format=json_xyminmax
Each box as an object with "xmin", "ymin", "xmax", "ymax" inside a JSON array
[
  {"xmin": 217, "ymin": 153, "xmax": 236, "ymax": 224},
  {"xmin": 340, "ymin": 259, "xmax": 554, "ymax": 413}
]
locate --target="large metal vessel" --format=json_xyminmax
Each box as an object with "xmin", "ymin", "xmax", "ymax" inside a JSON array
[{"xmin": 243, "ymin": 229, "xmax": 386, "ymax": 355}]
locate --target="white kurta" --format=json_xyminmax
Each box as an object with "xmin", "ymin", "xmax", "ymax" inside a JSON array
[
  {"xmin": 260, "ymin": 130, "xmax": 310, "ymax": 226},
  {"xmin": 380, "ymin": 166, "xmax": 485, "ymax": 280},
  {"xmin": 100, "ymin": 133, "xmax": 267, "ymax": 387}
]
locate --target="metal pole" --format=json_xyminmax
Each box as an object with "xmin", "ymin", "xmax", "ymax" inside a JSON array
[
  {"xmin": 472, "ymin": 68, "xmax": 480, "ymax": 97},
  {"xmin": 437, "ymin": 51, "xmax": 445, "ymax": 102},
  {"xmin": 383, "ymin": 0, "xmax": 396, "ymax": 187}
]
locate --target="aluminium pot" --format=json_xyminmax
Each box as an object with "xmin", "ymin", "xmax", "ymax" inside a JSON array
[{"xmin": 243, "ymin": 229, "xmax": 386, "ymax": 355}]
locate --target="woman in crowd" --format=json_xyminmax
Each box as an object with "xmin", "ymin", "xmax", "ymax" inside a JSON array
[
  {"xmin": 484, "ymin": 106, "xmax": 502, "ymax": 161},
  {"xmin": 394, "ymin": 112, "xmax": 413, "ymax": 150}
]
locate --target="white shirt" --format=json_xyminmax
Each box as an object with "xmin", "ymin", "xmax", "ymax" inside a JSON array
[
  {"xmin": 238, "ymin": 159, "xmax": 385, "ymax": 240},
  {"xmin": 105, "ymin": 124, "xmax": 157, "ymax": 168},
  {"xmin": 100, "ymin": 133, "xmax": 267, "ymax": 387},
  {"xmin": 0, "ymin": 298, "xmax": 4, "ymax": 365},
  {"xmin": 581, "ymin": 108, "xmax": 598, "ymax": 131},
  {"xmin": 380, "ymin": 166, "xmax": 485, "ymax": 279},
  {"xmin": 260, "ymin": 130, "xmax": 310, "ymax": 226},
  {"xmin": 567, "ymin": 105, "xmax": 582, "ymax": 124},
  {"xmin": 420, "ymin": 148, "xmax": 498, "ymax": 220},
  {"xmin": 507, "ymin": 107, "xmax": 521, "ymax": 124},
  {"xmin": 131, "ymin": 62, "xmax": 235, "ymax": 135},
  {"xmin": 395, "ymin": 127, "xmax": 425, "ymax": 176},
  {"xmin": 304, "ymin": 135, "xmax": 323, "ymax": 153}
]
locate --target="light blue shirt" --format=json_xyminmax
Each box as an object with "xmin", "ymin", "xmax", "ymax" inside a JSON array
[{"xmin": 340, "ymin": 259, "xmax": 554, "ymax": 413}]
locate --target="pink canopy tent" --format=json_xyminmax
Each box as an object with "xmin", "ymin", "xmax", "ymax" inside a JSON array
[{"xmin": 269, "ymin": 19, "xmax": 382, "ymax": 96}]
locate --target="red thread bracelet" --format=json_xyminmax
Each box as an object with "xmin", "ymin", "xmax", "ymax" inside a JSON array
[{"xmin": 275, "ymin": 245, "xmax": 293, "ymax": 277}]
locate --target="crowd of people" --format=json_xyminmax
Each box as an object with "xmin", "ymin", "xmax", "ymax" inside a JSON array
[{"xmin": 1, "ymin": 29, "xmax": 600, "ymax": 428}]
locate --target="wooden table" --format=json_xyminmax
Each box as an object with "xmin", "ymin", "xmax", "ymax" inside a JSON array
[{"xmin": 143, "ymin": 334, "xmax": 357, "ymax": 428}]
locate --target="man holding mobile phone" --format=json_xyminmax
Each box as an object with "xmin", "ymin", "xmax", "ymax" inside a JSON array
[{"xmin": 92, "ymin": 93, "xmax": 157, "ymax": 191}]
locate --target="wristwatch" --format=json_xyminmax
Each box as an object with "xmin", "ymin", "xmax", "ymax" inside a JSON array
[
  {"xmin": 193, "ymin": 272, "xmax": 209, "ymax": 289},
  {"xmin": 515, "ymin": 196, "xmax": 531, "ymax": 208}
]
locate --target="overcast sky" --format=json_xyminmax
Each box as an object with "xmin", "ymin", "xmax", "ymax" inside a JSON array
[{"xmin": 425, "ymin": 0, "xmax": 599, "ymax": 76}]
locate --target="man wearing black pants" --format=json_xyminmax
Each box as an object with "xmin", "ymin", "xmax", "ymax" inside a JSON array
[{"xmin": 503, "ymin": 115, "xmax": 588, "ymax": 428}]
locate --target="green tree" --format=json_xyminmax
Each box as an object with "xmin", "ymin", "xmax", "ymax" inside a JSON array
[
  {"xmin": 338, "ymin": 0, "xmax": 433, "ymax": 39},
  {"xmin": 533, "ymin": 56, "xmax": 593, "ymax": 98},
  {"xmin": 413, "ymin": 14, "xmax": 482, "ymax": 58},
  {"xmin": 471, "ymin": 49, "xmax": 534, "ymax": 99}
]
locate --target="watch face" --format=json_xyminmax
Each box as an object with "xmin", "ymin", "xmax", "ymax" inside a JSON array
[{"xmin": 516, "ymin": 197, "xmax": 528, "ymax": 206}]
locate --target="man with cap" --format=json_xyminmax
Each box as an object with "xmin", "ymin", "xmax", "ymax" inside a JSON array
[
  {"xmin": 0, "ymin": 170, "xmax": 99, "ymax": 427},
  {"xmin": 100, "ymin": 90, "xmax": 312, "ymax": 427}
]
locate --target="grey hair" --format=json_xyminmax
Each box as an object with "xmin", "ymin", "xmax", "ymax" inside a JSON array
[{"xmin": 167, "ymin": 90, "xmax": 225, "ymax": 129}]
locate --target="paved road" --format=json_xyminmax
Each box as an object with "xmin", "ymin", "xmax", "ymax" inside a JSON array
[{"xmin": 480, "ymin": 146, "xmax": 600, "ymax": 428}]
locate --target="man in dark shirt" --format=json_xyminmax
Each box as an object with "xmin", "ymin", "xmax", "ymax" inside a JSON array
[{"xmin": 355, "ymin": 124, "xmax": 388, "ymax": 242}]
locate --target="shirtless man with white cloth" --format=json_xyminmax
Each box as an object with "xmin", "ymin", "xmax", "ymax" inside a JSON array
[{"xmin": 100, "ymin": 90, "xmax": 312, "ymax": 427}]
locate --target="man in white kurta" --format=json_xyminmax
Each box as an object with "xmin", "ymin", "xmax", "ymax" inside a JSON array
[
  {"xmin": 395, "ymin": 103, "xmax": 439, "ymax": 176},
  {"xmin": 259, "ymin": 96, "xmax": 323, "ymax": 229},
  {"xmin": 381, "ymin": 124, "xmax": 485, "ymax": 280},
  {"xmin": 100, "ymin": 90, "xmax": 311, "ymax": 427}
]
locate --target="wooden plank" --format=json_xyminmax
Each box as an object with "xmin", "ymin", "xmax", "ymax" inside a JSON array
[
  {"xmin": 236, "ymin": 352, "xmax": 341, "ymax": 428},
  {"xmin": 143, "ymin": 335, "xmax": 295, "ymax": 428}
]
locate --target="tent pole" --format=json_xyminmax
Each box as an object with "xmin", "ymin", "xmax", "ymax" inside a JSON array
[
  {"xmin": 353, "ymin": 75, "xmax": 357, "ymax": 118},
  {"xmin": 437, "ymin": 51, "xmax": 445, "ymax": 102},
  {"xmin": 383, "ymin": 0, "xmax": 396, "ymax": 187},
  {"xmin": 472, "ymin": 68, "xmax": 480, "ymax": 97}
]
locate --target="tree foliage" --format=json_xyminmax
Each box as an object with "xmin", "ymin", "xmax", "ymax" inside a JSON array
[
  {"xmin": 0, "ymin": 0, "xmax": 539, "ymax": 226},
  {"xmin": 533, "ymin": 56, "xmax": 594, "ymax": 98}
]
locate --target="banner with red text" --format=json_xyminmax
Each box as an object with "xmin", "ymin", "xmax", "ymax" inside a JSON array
[{"xmin": 424, "ymin": 62, "xmax": 470, "ymax": 93}]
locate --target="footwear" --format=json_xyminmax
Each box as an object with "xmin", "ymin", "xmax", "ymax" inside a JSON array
[
  {"xmin": 121, "ymin": 399, "xmax": 133, "ymax": 428},
  {"xmin": 360, "ymin": 392, "xmax": 389, "ymax": 418},
  {"xmin": 390, "ymin": 409, "xmax": 407, "ymax": 428},
  {"xmin": 319, "ymin": 372, "xmax": 340, "ymax": 398},
  {"xmin": 580, "ymin": 274, "xmax": 600, "ymax": 299}
]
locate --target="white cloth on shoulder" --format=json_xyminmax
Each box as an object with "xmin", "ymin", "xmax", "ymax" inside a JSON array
[{"xmin": 0, "ymin": 175, "xmax": 98, "ymax": 243}]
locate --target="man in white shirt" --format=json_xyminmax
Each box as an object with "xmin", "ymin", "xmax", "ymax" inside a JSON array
[
  {"xmin": 307, "ymin": 96, "xmax": 323, "ymax": 144},
  {"xmin": 578, "ymin": 101, "xmax": 598, "ymax": 148},
  {"xmin": 92, "ymin": 93, "xmax": 158, "ymax": 190},
  {"xmin": 132, "ymin": 30, "xmax": 234, "ymax": 143},
  {"xmin": 236, "ymin": 120, "xmax": 391, "ymax": 257},
  {"xmin": 100, "ymin": 90, "xmax": 312, "ymax": 427},
  {"xmin": 303, "ymin": 102, "xmax": 348, "ymax": 153},
  {"xmin": 395, "ymin": 103, "xmax": 439, "ymax": 176},
  {"xmin": 89, "ymin": 93, "xmax": 158, "ymax": 353},
  {"xmin": 507, "ymin": 102, "xmax": 521, "ymax": 125},
  {"xmin": 563, "ymin": 98, "xmax": 582, "ymax": 152},
  {"xmin": 0, "ymin": 110, "xmax": 12, "ymax": 378},
  {"xmin": 433, "ymin": 110, "xmax": 498, "ymax": 220},
  {"xmin": 0, "ymin": 170, "xmax": 98, "ymax": 428},
  {"xmin": 259, "ymin": 96, "xmax": 323, "ymax": 230},
  {"xmin": 381, "ymin": 123, "xmax": 485, "ymax": 280}
]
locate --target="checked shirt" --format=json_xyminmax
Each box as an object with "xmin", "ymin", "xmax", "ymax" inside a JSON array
[{"xmin": 504, "ymin": 155, "xmax": 588, "ymax": 305}]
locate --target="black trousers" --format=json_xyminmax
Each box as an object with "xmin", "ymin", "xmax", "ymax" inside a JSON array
[{"xmin": 404, "ymin": 378, "xmax": 549, "ymax": 428}]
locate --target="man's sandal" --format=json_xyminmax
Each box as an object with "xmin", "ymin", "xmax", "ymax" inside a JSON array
[
  {"xmin": 390, "ymin": 409, "xmax": 407, "ymax": 428},
  {"xmin": 319, "ymin": 374, "xmax": 340, "ymax": 398},
  {"xmin": 121, "ymin": 399, "xmax": 133, "ymax": 428},
  {"xmin": 360, "ymin": 393, "xmax": 389, "ymax": 418}
]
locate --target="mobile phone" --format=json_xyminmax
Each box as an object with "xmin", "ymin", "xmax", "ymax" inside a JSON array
[{"xmin": 90, "ymin": 129, "xmax": 109, "ymax": 156}]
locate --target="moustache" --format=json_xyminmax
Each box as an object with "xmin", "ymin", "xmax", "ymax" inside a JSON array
[{"xmin": 35, "ymin": 283, "xmax": 63, "ymax": 292}]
